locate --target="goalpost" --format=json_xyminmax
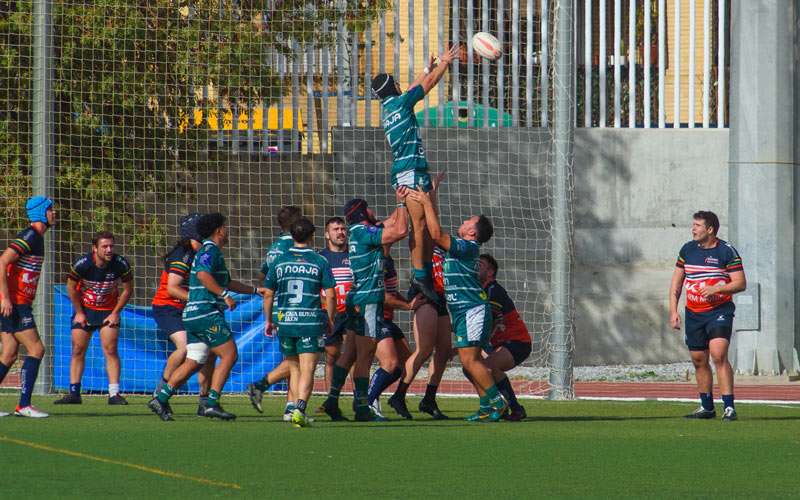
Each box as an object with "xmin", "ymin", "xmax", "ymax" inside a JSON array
[{"xmin": 2, "ymin": 0, "xmax": 574, "ymax": 400}]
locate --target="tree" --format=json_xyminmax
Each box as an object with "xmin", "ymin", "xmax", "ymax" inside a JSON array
[{"xmin": 0, "ymin": 0, "xmax": 390, "ymax": 242}]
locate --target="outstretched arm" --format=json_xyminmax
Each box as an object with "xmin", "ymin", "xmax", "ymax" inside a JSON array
[{"xmin": 410, "ymin": 44, "xmax": 462, "ymax": 96}]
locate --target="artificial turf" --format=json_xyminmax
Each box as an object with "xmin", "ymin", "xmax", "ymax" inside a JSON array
[{"xmin": 1, "ymin": 395, "xmax": 798, "ymax": 499}]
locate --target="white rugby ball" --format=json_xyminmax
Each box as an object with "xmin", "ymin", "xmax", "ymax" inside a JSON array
[{"xmin": 472, "ymin": 32, "xmax": 502, "ymax": 61}]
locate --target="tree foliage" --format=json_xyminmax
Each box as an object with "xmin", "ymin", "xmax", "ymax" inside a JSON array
[{"xmin": 0, "ymin": 0, "xmax": 389, "ymax": 242}]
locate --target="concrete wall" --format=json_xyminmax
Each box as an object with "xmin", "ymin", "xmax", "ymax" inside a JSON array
[{"xmin": 573, "ymin": 129, "xmax": 730, "ymax": 364}]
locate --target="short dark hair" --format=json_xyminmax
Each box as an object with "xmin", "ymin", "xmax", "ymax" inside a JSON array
[
  {"xmin": 693, "ymin": 210, "xmax": 720, "ymax": 235},
  {"xmin": 480, "ymin": 253, "xmax": 498, "ymax": 276},
  {"xmin": 277, "ymin": 206, "xmax": 302, "ymax": 231},
  {"xmin": 290, "ymin": 217, "xmax": 316, "ymax": 243},
  {"xmin": 92, "ymin": 231, "xmax": 115, "ymax": 247},
  {"xmin": 325, "ymin": 216, "xmax": 346, "ymax": 228},
  {"xmin": 475, "ymin": 215, "xmax": 494, "ymax": 244},
  {"xmin": 198, "ymin": 213, "xmax": 226, "ymax": 240}
]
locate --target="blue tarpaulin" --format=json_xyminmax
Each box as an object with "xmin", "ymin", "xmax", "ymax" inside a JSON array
[{"xmin": 53, "ymin": 286, "xmax": 283, "ymax": 393}]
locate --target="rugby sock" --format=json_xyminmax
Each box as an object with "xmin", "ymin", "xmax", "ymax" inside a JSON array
[
  {"xmin": 285, "ymin": 401, "xmax": 296, "ymax": 412},
  {"xmin": 18, "ymin": 356, "xmax": 41, "ymax": 408},
  {"xmin": 198, "ymin": 395, "xmax": 208, "ymax": 406},
  {"xmin": 722, "ymin": 394, "xmax": 735, "ymax": 409},
  {"xmin": 157, "ymin": 384, "xmax": 174, "ymax": 403},
  {"xmin": 0, "ymin": 361, "xmax": 10, "ymax": 384},
  {"xmin": 207, "ymin": 389, "xmax": 221, "ymax": 407},
  {"xmin": 253, "ymin": 375, "xmax": 271, "ymax": 392},
  {"xmin": 496, "ymin": 377, "xmax": 521, "ymax": 411},
  {"xmin": 485, "ymin": 385, "xmax": 505, "ymax": 409},
  {"xmin": 368, "ymin": 368, "xmax": 402, "ymax": 405},
  {"xmin": 296, "ymin": 399, "xmax": 307, "ymax": 413},
  {"xmin": 354, "ymin": 377, "xmax": 369, "ymax": 409},
  {"xmin": 393, "ymin": 380, "xmax": 410, "ymax": 400},
  {"xmin": 108, "ymin": 383, "xmax": 120, "ymax": 397},
  {"xmin": 422, "ymin": 383, "xmax": 439, "ymax": 403},
  {"xmin": 699, "ymin": 392, "xmax": 714, "ymax": 411},
  {"xmin": 327, "ymin": 364, "xmax": 348, "ymax": 401},
  {"xmin": 69, "ymin": 382, "xmax": 81, "ymax": 397}
]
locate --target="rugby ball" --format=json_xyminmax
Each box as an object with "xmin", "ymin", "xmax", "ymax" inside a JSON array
[{"xmin": 472, "ymin": 32, "xmax": 502, "ymax": 61}]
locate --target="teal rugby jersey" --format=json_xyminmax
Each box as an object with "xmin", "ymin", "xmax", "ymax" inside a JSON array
[
  {"xmin": 381, "ymin": 85, "xmax": 427, "ymax": 176},
  {"xmin": 347, "ymin": 223, "xmax": 384, "ymax": 305},
  {"xmin": 260, "ymin": 234, "xmax": 294, "ymax": 277},
  {"xmin": 265, "ymin": 247, "xmax": 335, "ymax": 337},
  {"xmin": 443, "ymin": 235, "xmax": 488, "ymax": 312},
  {"xmin": 183, "ymin": 240, "xmax": 230, "ymax": 322}
]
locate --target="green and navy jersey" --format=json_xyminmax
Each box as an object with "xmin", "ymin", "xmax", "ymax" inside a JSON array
[
  {"xmin": 260, "ymin": 234, "xmax": 294, "ymax": 277},
  {"xmin": 347, "ymin": 223, "xmax": 384, "ymax": 305},
  {"xmin": 265, "ymin": 247, "xmax": 335, "ymax": 337},
  {"xmin": 381, "ymin": 85, "xmax": 428, "ymax": 175},
  {"xmin": 443, "ymin": 235, "xmax": 488, "ymax": 312},
  {"xmin": 183, "ymin": 240, "xmax": 230, "ymax": 323}
]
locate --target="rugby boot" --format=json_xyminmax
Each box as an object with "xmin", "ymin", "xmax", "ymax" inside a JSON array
[
  {"xmin": 147, "ymin": 397, "xmax": 174, "ymax": 421},
  {"xmin": 322, "ymin": 398, "xmax": 348, "ymax": 421},
  {"xmin": 388, "ymin": 394, "xmax": 413, "ymax": 420},
  {"xmin": 108, "ymin": 394, "xmax": 129, "ymax": 405},
  {"xmin": 247, "ymin": 383, "xmax": 264, "ymax": 413},
  {"xmin": 14, "ymin": 405, "xmax": 48, "ymax": 418},
  {"xmin": 418, "ymin": 399, "xmax": 449, "ymax": 420},
  {"xmin": 53, "ymin": 393, "xmax": 82, "ymax": 405},
  {"xmin": 465, "ymin": 407, "xmax": 492, "ymax": 422},
  {"xmin": 722, "ymin": 406, "xmax": 738, "ymax": 422},
  {"xmin": 503, "ymin": 405, "xmax": 527, "ymax": 422},
  {"xmin": 684, "ymin": 406, "xmax": 716, "ymax": 419},
  {"xmin": 203, "ymin": 404, "xmax": 236, "ymax": 421}
]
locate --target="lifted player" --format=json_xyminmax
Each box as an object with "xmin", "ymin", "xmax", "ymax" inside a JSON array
[
  {"xmin": 0, "ymin": 196, "xmax": 55, "ymax": 418},
  {"xmin": 262, "ymin": 217, "xmax": 336, "ymax": 427},
  {"xmin": 405, "ymin": 189, "xmax": 506, "ymax": 422},
  {"xmin": 56, "ymin": 231, "xmax": 133, "ymax": 405},
  {"xmin": 321, "ymin": 191, "xmax": 409, "ymax": 422},
  {"xmin": 248, "ymin": 206, "xmax": 303, "ymax": 420},
  {"xmin": 479, "ymin": 253, "xmax": 532, "ymax": 421},
  {"xmin": 148, "ymin": 213, "xmax": 264, "ymax": 421},
  {"xmin": 371, "ymin": 44, "xmax": 462, "ymax": 305},
  {"xmin": 151, "ymin": 213, "xmax": 216, "ymax": 415}
]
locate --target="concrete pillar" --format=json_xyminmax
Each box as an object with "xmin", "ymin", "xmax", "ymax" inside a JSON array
[{"xmin": 728, "ymin": 1, "xmax": 798, "ymax": 375}]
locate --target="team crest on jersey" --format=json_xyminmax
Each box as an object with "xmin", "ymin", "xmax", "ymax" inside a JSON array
[
  {"xmin": 277, "ymin": 311, "xmax": 285, "ymax": 321},
  {"xmin": 208, "ymin": 324, "xmax": 219, "ymax": 333},
  {"xmin": 479, "ymin": 291, "xmax": 488, "ymax": 301}
]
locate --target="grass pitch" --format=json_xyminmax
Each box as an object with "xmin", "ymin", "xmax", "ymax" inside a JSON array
[{"xmin": 1, "ymin": 395, "xmax": 798, "ymax": 498}]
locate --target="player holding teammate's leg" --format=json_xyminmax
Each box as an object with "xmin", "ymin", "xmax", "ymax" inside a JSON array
[
  {"xmin": 248, "ymin": 206, "xmax": 302, "ymax": 420},
  {"xmin": 56, "ymin": 231, "xmax": 133, "ymax": 405},
  {"xmin": 389, "ymin": 174, "xmax": 452, "ymax": 420},
  {"xmin": 148, "ymin": 213, "xmax": 265, "ymax": 421},
  {"xmin": 366, "ymin": 244, "xmax": 421, "ymax": 420},
  {"xmin": 0, "ymin": 196, "xmax": 55, "ymax": 418},
  {"xmin": 478, "ymin": 254, "xmax": 532, "ymax": 421},
  {"xmin": 669, "ymin": 211, "xmax": 746, "ymax": 422},
  {"xmin": 405, "ymin": 189, "xmax": 506, "ymax": 422},
  {"xmin": 321, "ymin": 193, "xmax": 409, "ymax": 421},
  {"xmin": 151, "ymin": 213, "xmax": 216, "ymax": 415},
  {"xmin": 262, "ymin": 218, "xmax": 336, "ymax": 428},
  {"xmin": 371, "ymin": 44, "xmax": 462, "ymax": 305}
]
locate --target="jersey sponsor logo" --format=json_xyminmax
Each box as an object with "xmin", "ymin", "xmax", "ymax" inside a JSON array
[
  {"xmin": 278, "ymin": 310, "xmax": 320, "ymax": 322},
  {"xmin": 705, "ymin": 256, "xmax": 720, "ymax": 265},
  {"xmin": 383, "ymin": 111, "xmax": 402, "ymax": 128},
  {"xmin": 276, "ymin": 264, "xmax": 320, "ymax": 278}
]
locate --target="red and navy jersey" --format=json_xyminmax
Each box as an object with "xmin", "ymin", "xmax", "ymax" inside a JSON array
[
  {"xmin": 151, "ymin": 245, "xmax": 196, "ymax": 309},
  {"xmin": 485, "ymin": 280, "xmax": 531, "ymax": 347},
  {"xmin": 319, "ymin": 248, "xmax": 353, "ymax": 314},
  {"xmin": 432, "ymin": 245, "xmax": 445, "ymax": 295},
  {"xmin": 68, "ymin": 253, "xmax": 133, "ymax": 311},
  {"xmin": 676, "ymin": 239, "xmax": 744, "ymax": 313},
  {"xmin": 3, "ymin": 227, "xmax": 44, "ymax": 305},
  {"xmin": 383, "ymin": 254, "xmax": 399, "ymax": 321}
]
